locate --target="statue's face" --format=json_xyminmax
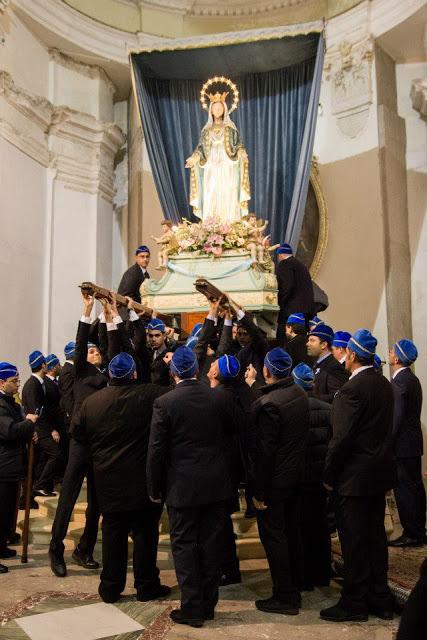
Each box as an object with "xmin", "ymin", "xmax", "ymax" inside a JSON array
[{"xmin": 211, "ymin": 102, "xmax": 225, "ymax": 119}]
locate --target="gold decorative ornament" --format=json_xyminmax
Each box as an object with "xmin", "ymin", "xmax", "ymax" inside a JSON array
[{"xmin": 200, "ymin": 76, "xmax": 239, "ymax": 113}]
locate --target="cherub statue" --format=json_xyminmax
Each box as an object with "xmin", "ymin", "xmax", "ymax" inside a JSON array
[
  {"xmin": 151, "ymin": 220, "xmax": 178, "ymax": 270},
  {"xmin": 243, "ymin": 213, "xmax": 269, "ymax": 264}
]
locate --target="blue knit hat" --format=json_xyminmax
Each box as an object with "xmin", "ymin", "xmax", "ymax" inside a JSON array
[
  {"xmin": 309, "ymin": 316, "xmax": 324, "ymax": 330},
  {"xmin": 191, "ymin": 323, "xmax": 203, "ymax": 338},
  {"xmin": 286, "ymin": 313, "xmax": 305, "ymax": 326},
  {"xmin": 332, "ymin": 331, "xmax": 351, "ymax": 349},
  {"xmin": 348, "ymin": 329, "xmax": 377, "ymax": 358},
  {"xmin": 46, "ymin": 354, "xmax": 60, "ymax": 370},
  {"xmin": 0, "ymin": 362, "xmax": 18, "ymax": 380},
  {"xmin": 218, "ymin": 354, "xmax": 240, "ymax": 380},
  {"xmin": 64, "ymin": 341, "xmax": 76, "ymax": 359},
  {"xmin": 135, "ymin": 245, "xmax": 150, "ymax": 255},
  {"xmin": 29, "ymin": 350, "xmax": 45, "ymax": 370},
  {"xmin": 276, "ymin": 243, "xmax": 293, "ymax": 255},
  {"xmin": 310, "ymin": 324, "xmax": 334, "ymax": 344},
  {"xmin": 147, "ymin": 318, "xmax": 166, "ymax": 333},
  {"xmin": 292, "ymin": 363, "xmax": 315, "ymax": 390},
  {"xmin": 394, "ymin": 339, "xmax": 418, "ymax": 366},
  {"xmin": 373, "ymin": 355, "xmax": 383, "ymax": 371},
  {"xmin": 170, "ymin": 346, "xmax": 199, "ymax": 379},
  {"xmin": 185, "ymin": 336, "xmax": 198, "ymax": 351},
  {"xmin": 264, "ymin": 348, "xmax": 293, "ymax": 378},
  {"xmin": 108, "ymin": 352, "xmax": 136, "ymax": 379}
]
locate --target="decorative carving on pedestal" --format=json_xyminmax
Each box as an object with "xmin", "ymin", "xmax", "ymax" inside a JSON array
[
  {"xmin": 410, "ymin": 78, "xmax": 427, "ymax": 121},
  {"xmin": 325, "ymin": 37, "xmax": 374, "ymax": 138}
]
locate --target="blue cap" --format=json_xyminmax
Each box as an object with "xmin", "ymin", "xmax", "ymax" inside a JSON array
[
  {"xmin": 0, "ymin": 362, "xmax": 18, "ymax": 380},
  {"xmin": 29, "ymin": 350, "xmax": 45, "ymax": 370},
  {"xmin": 292, "ymin": 363, "xmax": 315, "ymax": 390},
  {"xmin": 64, "ymin": 341, "xmax": 76, "ymax": 358},
  {"xmin": 185, "ymin": 336, "xmax": 199, "ymax": 351},
  {"xmin": 147, "ymin": 318, "xmax": 166, "ymax": 333},
  {"xmin": 309, "ymin": 316, "xmax": 324, "ymax": 330},
  {"xmin": 135, "ymin": 245, "xmax": 150, "ymax": 255},
  {"xmin": 394, "ymin": 339, "xmax": 418, "ymax": 366},
  {"xmin": 191, "ymin": 323, "xmax": 203, "ymax": 338},
  {"xmin": 170, "ymin": 346, "xmax": 199, "ymax": 379},
  {"xmin": 264, "ymin": 348, "xmax": 293, "ymax": 378},
  {"xmin": 108, "ymin": 352, "xmax": 136, "ymax": 379},
  {"xmin": 46, "ymin": 354, "xmax": 60, "ymax": 370},
  {"xmin": 332, "ymin": 331, "xmax": 351, "ymax": 349},
  {"xmin": 310, "ymin": 324, "xmax": 334, "ymax": 344},
  {"xmin": 218, "ymin": 354, "xmax": 240, "ymax": 380},
  {"xmin": 276, "ymin": 243, "xmax": 293, "ymax": 255},
  {"xmin": 348, "ymin": 329, "xmax": 377, "ymax": 358},
  {"xmin": 286, "ymin": 313, "xmax": 306, "ymax": 326},
  {"xmin": 373, "ymin": 354, "xmax": 383, "ymax": 371}
]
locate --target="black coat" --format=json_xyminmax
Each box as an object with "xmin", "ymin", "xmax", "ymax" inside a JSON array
[
  {"xmin": 150, "ymin": 346, "xmax": 172, "ymax": 387},
  {"xmin": 391, "ymin": 368, "xmax": 423, "ymax": 458},
  {"xmin": 21, "ymin": 375, "xmax": 51, "ymax": 436},
  {"xmin": 147, "ymin": 379, "xmax": 233, "ymax": 508},
  {"xmin": 75, "ymin": 379, "xmax": 167, "ymax": 512},
  {"xmin": 0, "ymin": 394, "xmax": 34, "ymax": 481},
  {"xmin": 236, "ymin": 314, "xmax": 269, "ymax": 382},
  {"xmin": 251, "ymin": 377, "xmax": 309, "ymax": 500},
  {"xmin": 117, "ymin": 263, "xmax": 149, "ymax": 303},
  {"xmin": 313, "ymin": 353, "xmax": 349, "ymax": 403},
  {"xmin": 58, "ymin": 361, "xmax": 74, "ymax": 425},
  {"xmin": 286, "ymin": 333, "xmax": 315, "ymax": 367},
  {"xmin": 306, "ymin": 396, "xmax": 332, "ymax": 485},
  {"xmin": 276, "ymin": 256, "xmax": 315, "ymax": 321},
  {"xmin": 324, "ymin": 368, "xmax": 397, "ymax": 496},
  {"xmin": 44, "ymin": 376, "xmax": 64, "ymax": 432}
]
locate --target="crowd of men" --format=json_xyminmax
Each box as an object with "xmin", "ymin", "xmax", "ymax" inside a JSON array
[{"xmin": 0, "ymin": 242, "xmax": 426, "ymax": 635}]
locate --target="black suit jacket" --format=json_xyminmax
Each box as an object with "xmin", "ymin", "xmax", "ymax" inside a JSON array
[
  {"xmin": 147, "ymin": 379, "xmax": 233, "ymax": 508},
  {"xmin": 0, "ymin": 394, "xmax": 34, "ymax": 481},
  {"xmin": 286, "ymin": 333, "xmax": 314, "ymax": 367},
  {"xmin": 391, "ymin": 368, "xmax": 423, "ymax": 458},
  {"xmin": 75, "ymin": 380, "xmax": 168, "ymax": 512},
  {"xmin": 58, "ymin": 361, "xmax": 74, "ymax": 425},
  {"xmin": 117, "ymin": 263, "xmax": 149, "ymax": 303},
  {"xmin": 44, "ymin": 377, "xmax": 64, "ymax": 432},
  {"xmin": 313, "ymin": 353, "xmax": 349, "ymax": 403},
  {"xmin": 324, "ymin": 367, "xmax": 397, "ymax": 496},
  {"xmin": 276, "ymin": 256, "xmax": 315, "ymax": 321},
  {"xmin": 21, "ymin": 376, "xmax": 51, "ymax": 436}
]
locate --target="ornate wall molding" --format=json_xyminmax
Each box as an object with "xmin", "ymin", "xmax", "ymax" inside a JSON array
[
  {"xmin": 324, "ymin": 36, "xmax": 374, "ymax": 138},
  {"xmin": 0, "ymin": 0, "xmax": 10, "ymax": 14},
  {"xmin": 0, "ymin": 70, "xmax": 53, "ymax": 130},
  {"xmin": 49, "ymin": 48, "xmax": 116, "ymax": 96},
  {"xmin": 411, "ymin": 78, "xmax": 427, "ymax": 121},
  {"xmin": 141, "ymin": 0, "xmax": 306, "ymax": 18}
]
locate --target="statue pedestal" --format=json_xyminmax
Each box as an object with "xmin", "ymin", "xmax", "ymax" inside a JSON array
[{"xmin": 142, "ymin": 250, "xmax": 279, "ymax": 329}]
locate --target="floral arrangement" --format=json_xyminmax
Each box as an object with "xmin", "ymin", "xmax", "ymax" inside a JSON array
[{"xmin": 171, "ymin": 217, "xmax": 269, "ymax": 258}]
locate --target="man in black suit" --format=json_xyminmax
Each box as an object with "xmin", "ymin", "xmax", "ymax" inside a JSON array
[
  {"xmin": 284, "ymin": 313, "xmax": 315, "ymax": 366},
  {"xmin": 331, "ymin": 331, "xmax": 351, "ymax": 365},
  {"xmin": 388, "ymin": 339, "xmax": 426, "ymax": 547},
  {"xmin": 249, "ymin": 347, "xmax": 309, "ymax": 616},
  {"xmin": 275, "ymin": 243, "xmax": 315, "ymax": 340},
  {"xmin": 321, "ymin": 329, "xmax": 397, "ymax": 622},
  {"xmin": 58, "ymin": 342, "xmax": 75, "ymax": 433},
  {"xmin": 74, "ymin": 352, "xmax": 170, "ymax": 603},
  {"xmin": 307, "ymin": 324, "xmax": 349, "ymax": 403},
  {"xmin": 147, "ymin": 346, "xmax": 233, "ymax": 628},
  {"xmin": 49, "ymin": 292, "xmax": 106, "ymax": 577},
  {"xmin": 147, "ymin": 318, "xmax": 174, "ymax": 386},
  {"xmin": 117, "ymin": 245, "xmax": 150, "ymax": 304},
  {"xmin": 22, "ymin": 351, "xmax": 62, "ymax": 497}
]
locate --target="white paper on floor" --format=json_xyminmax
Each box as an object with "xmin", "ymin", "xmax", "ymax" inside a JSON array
[{"xmin": 15, "ymin": 602, "xmax": 144, "ymax": 640}]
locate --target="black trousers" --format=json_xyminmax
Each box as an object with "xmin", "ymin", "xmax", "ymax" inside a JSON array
[
  {"xmin": 336, "ymin": 493, "xmax": 393, "ymax": 612},
  {"xmin": 397, "ymin": 558, "xmax": 427, "ymax": 640},
  {"xmin": 394, "ymin": 457, "xmax": 426, "ymax": 540},
  {"xmin": 301, "ymin": 483, "xmax": 331, "ymax": 588},
  {"xmin": 0, "ymin": 481, "xmax": 19, "ymax": 549},
  {"xmin": 99, "ymin": 502, "xmax": 163, "ymax": 599},
  {"xmin": 50, "ymin": 439, "xmax": 99, "ymax": 555},
  {"xmin": 221, "ymin": 499, "xmax": 240, "ymax": 577},
  {"xmin": 168, "ymin": 501, "xmax": 226, "ymax": 619},
  {"xmin": 256, "ymin": 488, "xmax": 302, "ymax": 605},
  {"xmin": 33, "ymin": 434, "xmax": 63, "ymax": 492}
]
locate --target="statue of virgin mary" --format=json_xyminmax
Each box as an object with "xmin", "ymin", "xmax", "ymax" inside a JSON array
[{"xmin": 185, "ymin": 82, "xmax": 250, "ymax": 223}]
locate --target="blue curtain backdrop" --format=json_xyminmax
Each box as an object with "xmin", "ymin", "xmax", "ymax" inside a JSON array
[{"xmin": 130, "ymin": 32, "xmax": 323, "ymax": 245}]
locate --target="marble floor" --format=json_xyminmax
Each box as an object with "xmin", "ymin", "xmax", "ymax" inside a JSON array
[{"xmin": 0, "ymin": 547, "xmax": 400, "ymax": 640}]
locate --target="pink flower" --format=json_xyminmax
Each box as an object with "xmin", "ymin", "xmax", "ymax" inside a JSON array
[
  {"xmin": 211, "ymin": 246, "xmax": 223, "ymax": 256},
  {"xmin": 203, "ymin": 244, "xmax": 214, "ymax": 253}
]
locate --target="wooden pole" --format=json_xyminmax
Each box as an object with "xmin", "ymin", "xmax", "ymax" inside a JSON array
[{"xmin": 21, "ymin": 440, "xmax": 35, "ymax": 564}]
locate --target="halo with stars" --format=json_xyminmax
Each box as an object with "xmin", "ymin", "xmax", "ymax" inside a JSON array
[{"xmin": 200, "ymin": 76, "xmax": 239, "ymax": 114}]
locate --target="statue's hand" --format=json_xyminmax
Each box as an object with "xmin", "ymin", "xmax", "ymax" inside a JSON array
[{"xmin": 185, "ymin": 156, "xmax": 196, "ymax": 168}]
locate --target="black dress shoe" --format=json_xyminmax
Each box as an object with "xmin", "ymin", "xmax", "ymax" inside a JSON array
[
  {"xmin": 255, "ymin": 597, "xmax": 299, "ymax": 615},
  {"xmin": 72, "ymin": 546, "xmax": 100, "ymax": 569},
  {"xmin": 49, "ymin": 548, "xmax": 67, "ymax": 577},
  {"xmin": 368, "ymin": 606, "xmax": 394, "ymax": 620},
  {"xmin": 169, "ymin": 609, "xmax": 204, "ymax": 628},
  {"xmin": 33, "ymin": 490, "xmax": 57, "ymax": 497},
  {"xmin": 99, "ymin": 585, "xmax": 121, "ymax": 603},
  {"xmin": 320, "ymin": 602, "xmax": 368, "ymax": 622},
  {"xmin": 136, "ymin": 584, "xmax": 171, "ymax": 601},
  {"xmin": 388, "ymin": 535, "xmax": 423, "ymax": 548},
  {"xmin": 0, "ymin": 563, "xmax": 9, "ymax": 574},
  {"xmin": 0, "ymin": 547, "xmax": 17, "ymax": 559},
  {"xmin": 244, "ymin": 508, "xmax": 256, "ymax": 519},
  {"xmin": 7, "ymin": 532, "xmax": 21, "ymax": 545},
  {"xmin": 220, "ymin": 572, "xmax": 242, "ymax": 586},
  {"xmin": 18, "ymin": 497, "xmax": 39, "ymax": 510}
]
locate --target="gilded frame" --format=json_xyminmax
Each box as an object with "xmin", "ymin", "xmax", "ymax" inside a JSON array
[{"xmin": 309, "ymin": 158, "xmax": 328, "ymax": 280}]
